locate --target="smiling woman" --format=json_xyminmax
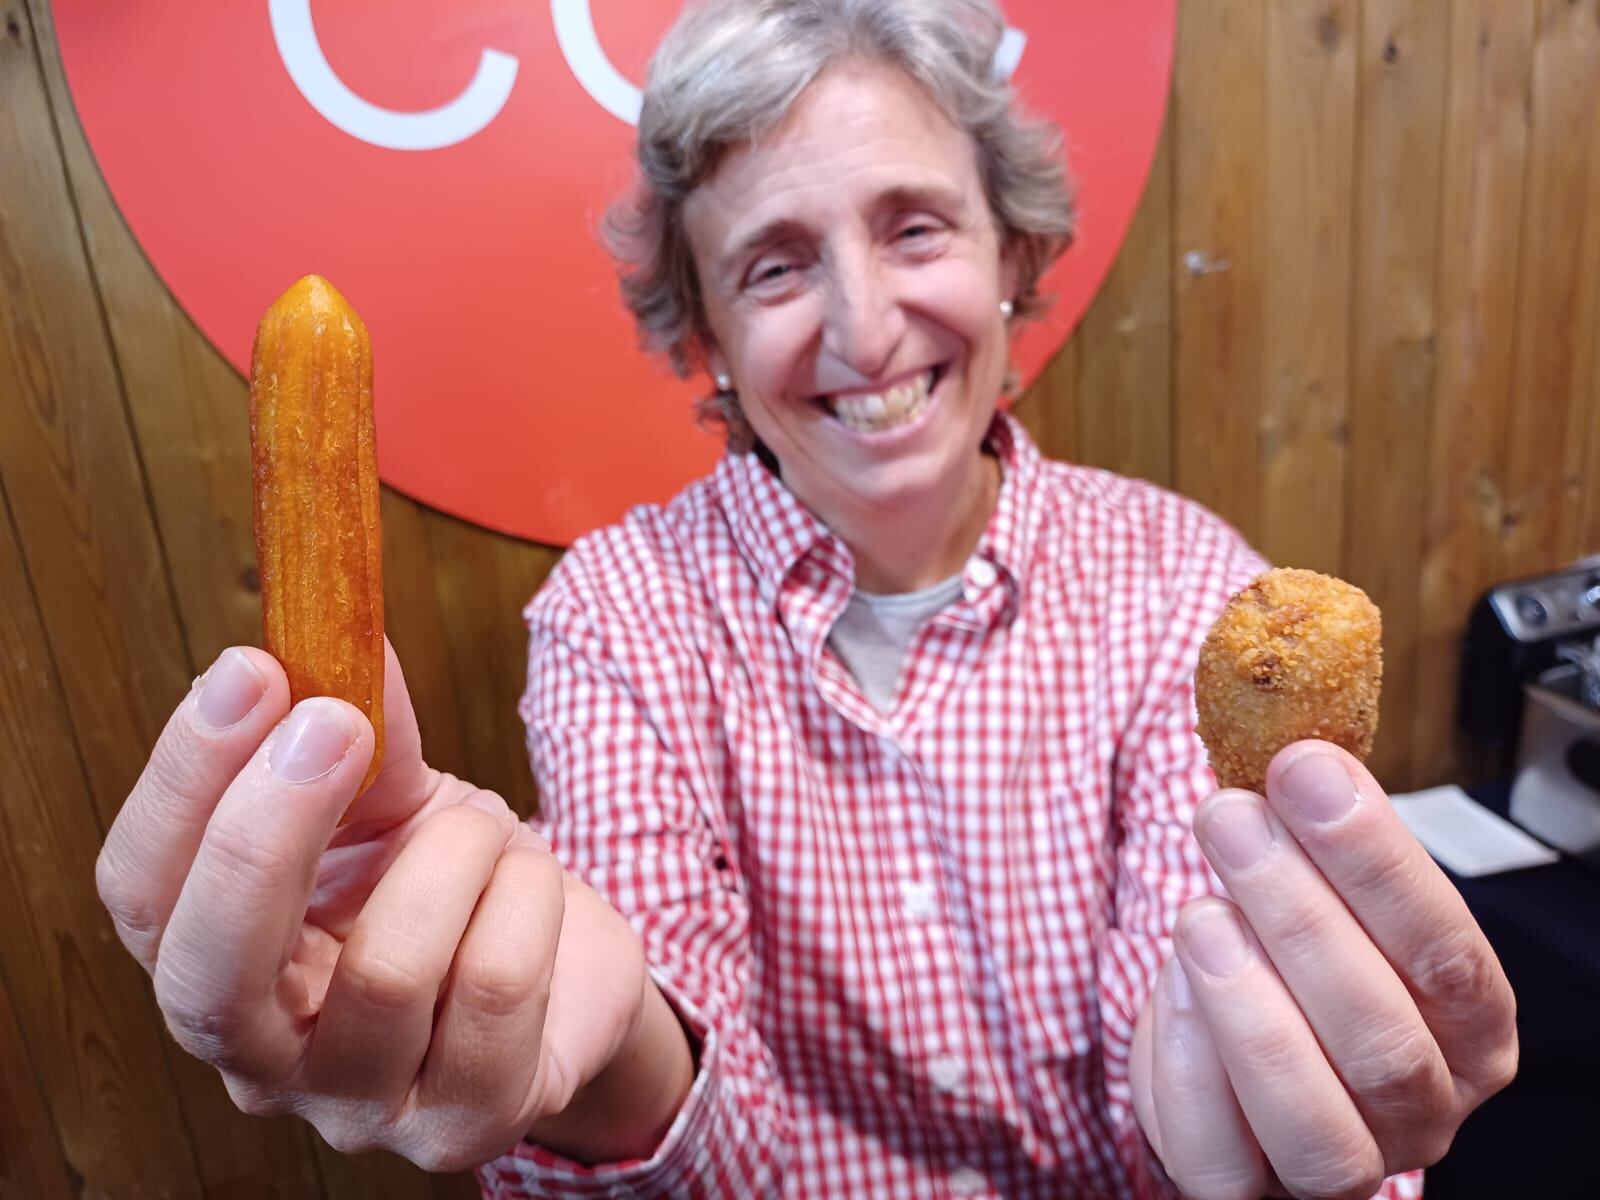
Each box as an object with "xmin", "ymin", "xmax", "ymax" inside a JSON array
[
  {"xmin": 85, "ymin": 2, "xmax": 1516, "ymax": 1198},
  {"xmin": 682, "ymin": 61, "xmax": 1023, "ymax": 593},
  {"xmin": 607, "ymin": 0, "xmax": 1074, "ymax": 445}
]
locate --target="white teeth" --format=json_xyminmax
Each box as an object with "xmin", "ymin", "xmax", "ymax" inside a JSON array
[{"xmin": 830, "ymin": 371, "xmax": 935, "ymax": 432}]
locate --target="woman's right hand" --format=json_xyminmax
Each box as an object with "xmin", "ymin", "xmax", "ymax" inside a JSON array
[{"xmin": 95, "ymin": 640, "xmax": 665, "ymax": 1171}]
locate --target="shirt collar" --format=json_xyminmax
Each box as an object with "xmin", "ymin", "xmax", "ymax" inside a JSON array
[{"xmin": 711, "ymin": 411, "xmax": 1050, "ymax": 611}]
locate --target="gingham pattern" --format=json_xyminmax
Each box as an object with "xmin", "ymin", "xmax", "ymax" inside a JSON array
[{"xmin": 478, "ymin": 416, "xmax": 1423, "ymax": 1200}]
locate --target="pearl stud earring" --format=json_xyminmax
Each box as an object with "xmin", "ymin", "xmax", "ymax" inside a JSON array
[
  {"xmin": 715, "ymin": 372, "xmax": 733, "ymax": 392},
  {"xmin": 999, "ymin": 299, "xmax": 1015, "ymax": 320}
]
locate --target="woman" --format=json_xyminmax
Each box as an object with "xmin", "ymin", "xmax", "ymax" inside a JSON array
[{"xmin": 96, "ymin": 1, "xmax": 1514, "ymax": 1196}]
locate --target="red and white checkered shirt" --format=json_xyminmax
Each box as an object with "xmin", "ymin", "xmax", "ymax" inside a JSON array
[{"xmin": 479, "ymin": 415, "xmax": 1422, "ymax": 1199}]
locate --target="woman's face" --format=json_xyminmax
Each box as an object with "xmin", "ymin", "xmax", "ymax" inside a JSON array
[{"xmin": 684, "ymin": 59, "xmax": 1016, "ymax": 531}]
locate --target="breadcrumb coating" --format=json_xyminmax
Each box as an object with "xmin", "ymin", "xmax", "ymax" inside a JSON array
[{"xmin": 1195, "ymin": 568, "xmax": 1382, "ymax": 794}]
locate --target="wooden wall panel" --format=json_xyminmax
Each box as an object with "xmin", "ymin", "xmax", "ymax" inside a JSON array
[
  {"xmin": 421, "ymin": 511, "xmax": 560, "ymax": 819},
  {"xmin": 1414, "ymin": 0, "xmax": 1536, "ymax": 785},
  {"xmin": 1344, "ymin": 0, "xmax": 1450, "ymax": 789},
  {"xmin": 1072, "ymin": 119, "xmax": 1175, "ymax": 489},
  {"xmin": 382, "ymin": 488, "xmax": 474, "ymax": 782},
  {"xmin": 1173, "ymin": 0, "xmax": 1267, "ymax": 547},
  {"xmin": 22, "ymin": 1, "xmax": 260, "ymax": 669},
  {"xmin": 8, "ymin": 0, "xmax": 1600, "ymax": 1193},
  {"xmin": 1013, "ymin": 327, "xmax": 1081, "ymax": 464},
  {"xmin": 1259, "ymin": 0, "xmax": 1358, "ymax": 574},
  {"xmin": 0, "ymin": 951, "xmax": 76, "ymax": 1200},
  {"xmin": 1500, "ymin": 0, "xmax": 1600, "ymax": 580},
  {"xmin": 0, "ymin": 481, "xmax": 202, "ymax": 1198},
  {"xmin": 0, "ymin": 0, "xmax": 192, "ymax": 827},
  {"xmin": 1582, "ymin": 102, "xmax": 1600, "ymax": 561}
]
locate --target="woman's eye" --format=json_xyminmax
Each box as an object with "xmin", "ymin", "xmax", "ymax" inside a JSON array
[
  {"xmin": 899, "ymin": 224, "xmax": 934, "ymax": 240},
  {"xmin": 756, "ymin": 263, "xmax": 793, "ymax": 282}
]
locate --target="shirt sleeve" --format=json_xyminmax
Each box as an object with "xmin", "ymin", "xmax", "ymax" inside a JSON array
[
  {"xmin": 1094, "ymin": 500, "xmax": 1421, "ymax": 1200},
  {"xmin": 476, "ymin": 568, "xmax": 792, "ymax": 1199}
]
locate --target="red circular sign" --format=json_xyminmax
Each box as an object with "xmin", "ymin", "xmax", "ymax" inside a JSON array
[{"xmin": 53, "ymin": 0, "xmax": 1174, "ymax": 544}]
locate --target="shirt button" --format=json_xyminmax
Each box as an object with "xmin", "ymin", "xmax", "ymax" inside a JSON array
[
  {"xmin": 966, "ymin": 558, "xmax": 998, "ymax": 589},
  {"xmin": 929, "ymin": 1054, "xmax": 964, "ymax": 1093},
  {"xmin": 901, "ymin": 879, "xmax": 938, "ymax": 921},
  {"xmin": 950, "ymin": 1165, "xmax": 986, "ymax": 1196}
]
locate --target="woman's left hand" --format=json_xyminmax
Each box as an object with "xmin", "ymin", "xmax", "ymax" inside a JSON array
[{"xmin": 1130, "ymin": 740, "xmax": 1517, "ymax": 1200}]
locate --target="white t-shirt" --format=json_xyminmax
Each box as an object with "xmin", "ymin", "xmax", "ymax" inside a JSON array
[{"xmin": 826, "ymin": 573, "xmax": 965, "ymax": 713}]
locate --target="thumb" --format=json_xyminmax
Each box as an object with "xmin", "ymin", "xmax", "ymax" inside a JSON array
[{"xmin": 340, "ymin": 636, "xmax": 431, "ymax": 829}]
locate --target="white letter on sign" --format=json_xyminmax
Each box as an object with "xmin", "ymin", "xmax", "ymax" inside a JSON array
[
  {"xmin": 269, "ymin": 0, "xmax": 519, "ymax": 151},
  {"xmin": 550, "ymin": 0, "xmax": 642, "ymax": 125},
  {"xmin": 550, "ymin": 0, "xmax": 1026, "ymax": 128}
]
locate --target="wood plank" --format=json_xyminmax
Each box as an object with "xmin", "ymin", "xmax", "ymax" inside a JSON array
[
  {"xmin": 0, "ymin": 0, "xmax": 193, "ymax": 822},
  {"xmin": 1011, "ymin": 329, "xmax": 1082, "ymax": 465},
  {"xmin": 382, "ymin": 488, "xmax": 472, "ymax": 782},
  {"xmin": 313, "ymin": 1144, "xmax": 482, "ymax": 1200},
  {"xmin": 1259, "ymin": 0, "xmax": 1358, "ymax": 573},
  {"xmin": 1074, "ymin": 115, "xmax": 1174, "ymax": 487},
  {"xmin": 1343, "ymin": 0, "xmax": 1450, "ymax": 789},
  {"xmin": 1580, "ymin": 91, "xmax": 1600, "ymax": 562},
  {"xmin": 1498, "ymin": 0, "xmax": 1600, "ymax": 578},
  {"xmin": 421, "ymin": 510, "xmax": 561, "ymax": 819},
  {"xmin": 1413, "ymin": 0, "xmax": 1536, "ymax": 785},
  {"xmin": 22, "ymin": 0, "xmax": 263, "ymax": 668},
  {"xmin": 1172, "ymin": 0, "xmax": 1268, "ymax": 546},
  {"xmin": 0, "ymin": 478, "xmax": 202, "ymax": 1199},
  {"xmin": 0, "ymin": 972, "xmax": 76, "ymax": 1200}
]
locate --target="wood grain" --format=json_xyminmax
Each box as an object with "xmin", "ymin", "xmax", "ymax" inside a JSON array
[
  {"xmin": 1073, "ymin": 116, "xmax": 1175, "ymax": 488},
  {"xmin": 1012, "ymin": 327, "xmax": 1081, "ymax": 465},
  {"xmin": 0, "ymin": 973, "xmax": 76, "ymax": 1200},
  {"xmin": 1172, "ymin": 0, "xmax": 1267, "ymax": 546},
  {"xmin": 23, "ymin": 0, "xmax": 264, "ymax": 668},
  {"xmin": 1582, "ymin": 78, "xmax": 1600, "ymax": 562},
  {"xmin": 382, "ymin": 487, "xmax": 472, "ymax": 782},
  {"xmin": 422, "ymin": 509, "xmax": 560, "ymax": 818},
  {"xmin": 313, "ymin": 1144, "xmax": 483, "ymax": 1200},
  {"xmin": 0, "ymin": 0, "xmax": 193, "ymax": 825},
  {"xmin": 0, "ymin": 475, "xmax": 203, "ymax": 1199},
  {"xmin": 1344, "ymin": 0, "xmax": 1450, "ymax": 788},
  {"xmin": 1498, "ymin": 0, "xmax": 1600, "ymax": 579},
  {"xmin": 1259, "ymin": 0, "xmax": 1358, "ymax": 573},
  {"xmin": 1414, "ymin": 0, "xmax": 1536, "ymax": 784}
]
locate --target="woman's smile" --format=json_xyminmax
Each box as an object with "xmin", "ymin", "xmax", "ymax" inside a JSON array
[{"xmin": 814, "ymin": 363, "xmax": 944, "ymax": 436}]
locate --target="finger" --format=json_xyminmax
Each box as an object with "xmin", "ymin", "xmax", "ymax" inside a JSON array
[
  {"xmin": 1150, "ymin": 959, "xmax": 1269, "ymax": 1200},
  {"xmin": 1195, "ymin": 789, "xmax": 1455, "ymax": 1165},
  {"xmin": 154, "ymin": 696, "xmax": 372, "ymax": 1077},
  {"xmin": 413, "ymin": 822, "xmax": 563, "ymax": 1153},
  {"xmin": 97, "ymin": 647, "xmax": 289, "ymax": 971},
  {"xmin": 307, "ymin": 794, "xmax": 519, "ymax": 1103},
  {"xmin": 337, "ymin": 638, "xmax": 430, "ymax": 835},
  {"xmin": 1175, "ymin": 899, "xmax": 1386, "ymax": 1200},
  {"xmin": 1264, "ymin": 742, "xmax": 1518, "ymax": 1100}
]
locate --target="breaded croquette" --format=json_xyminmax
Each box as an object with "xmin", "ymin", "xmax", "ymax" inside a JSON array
[{"xmin": 1195, "ymin": 568, "xmax": 1382, "ymax": 795}]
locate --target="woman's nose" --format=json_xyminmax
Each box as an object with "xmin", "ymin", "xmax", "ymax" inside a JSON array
[{"xmin": 821, "ymin": 256, "xmax": 905, "ymax": 381}]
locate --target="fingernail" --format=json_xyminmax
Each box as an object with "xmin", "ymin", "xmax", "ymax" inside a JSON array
[
  {"xmin": 510, "ymin": 823, "xmax": 551, "ymax": 852},
  {"xmin": 196, "ymin": 649, "xmax": 267, "ymax": 729},
  {"xmin": 1203, "ymin": 795, "xmax": 1275, "ymax": 870},
  {"xmin": 1184, "ymin": 905, "xmax": 1250, "ymax": 978},
  {"xmin": 462, "ymin": 791, "xmax": 512, "ymax": 830},
  {"xmin": 269, "ymin": 700, "xmax": 357, "ymax": 783},
  {"xmin": 1167, "ymin": 960, "xmax": 1195, "ymax": 1013},
  {"xmin": 1282, "ymin": 749, "xmax": 1358, "ymax": 824}
]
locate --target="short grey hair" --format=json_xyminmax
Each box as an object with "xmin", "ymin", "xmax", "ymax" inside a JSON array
[{"xmin": 603, "ymin": 0, "xmax": 1076, "ymax": 449}]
